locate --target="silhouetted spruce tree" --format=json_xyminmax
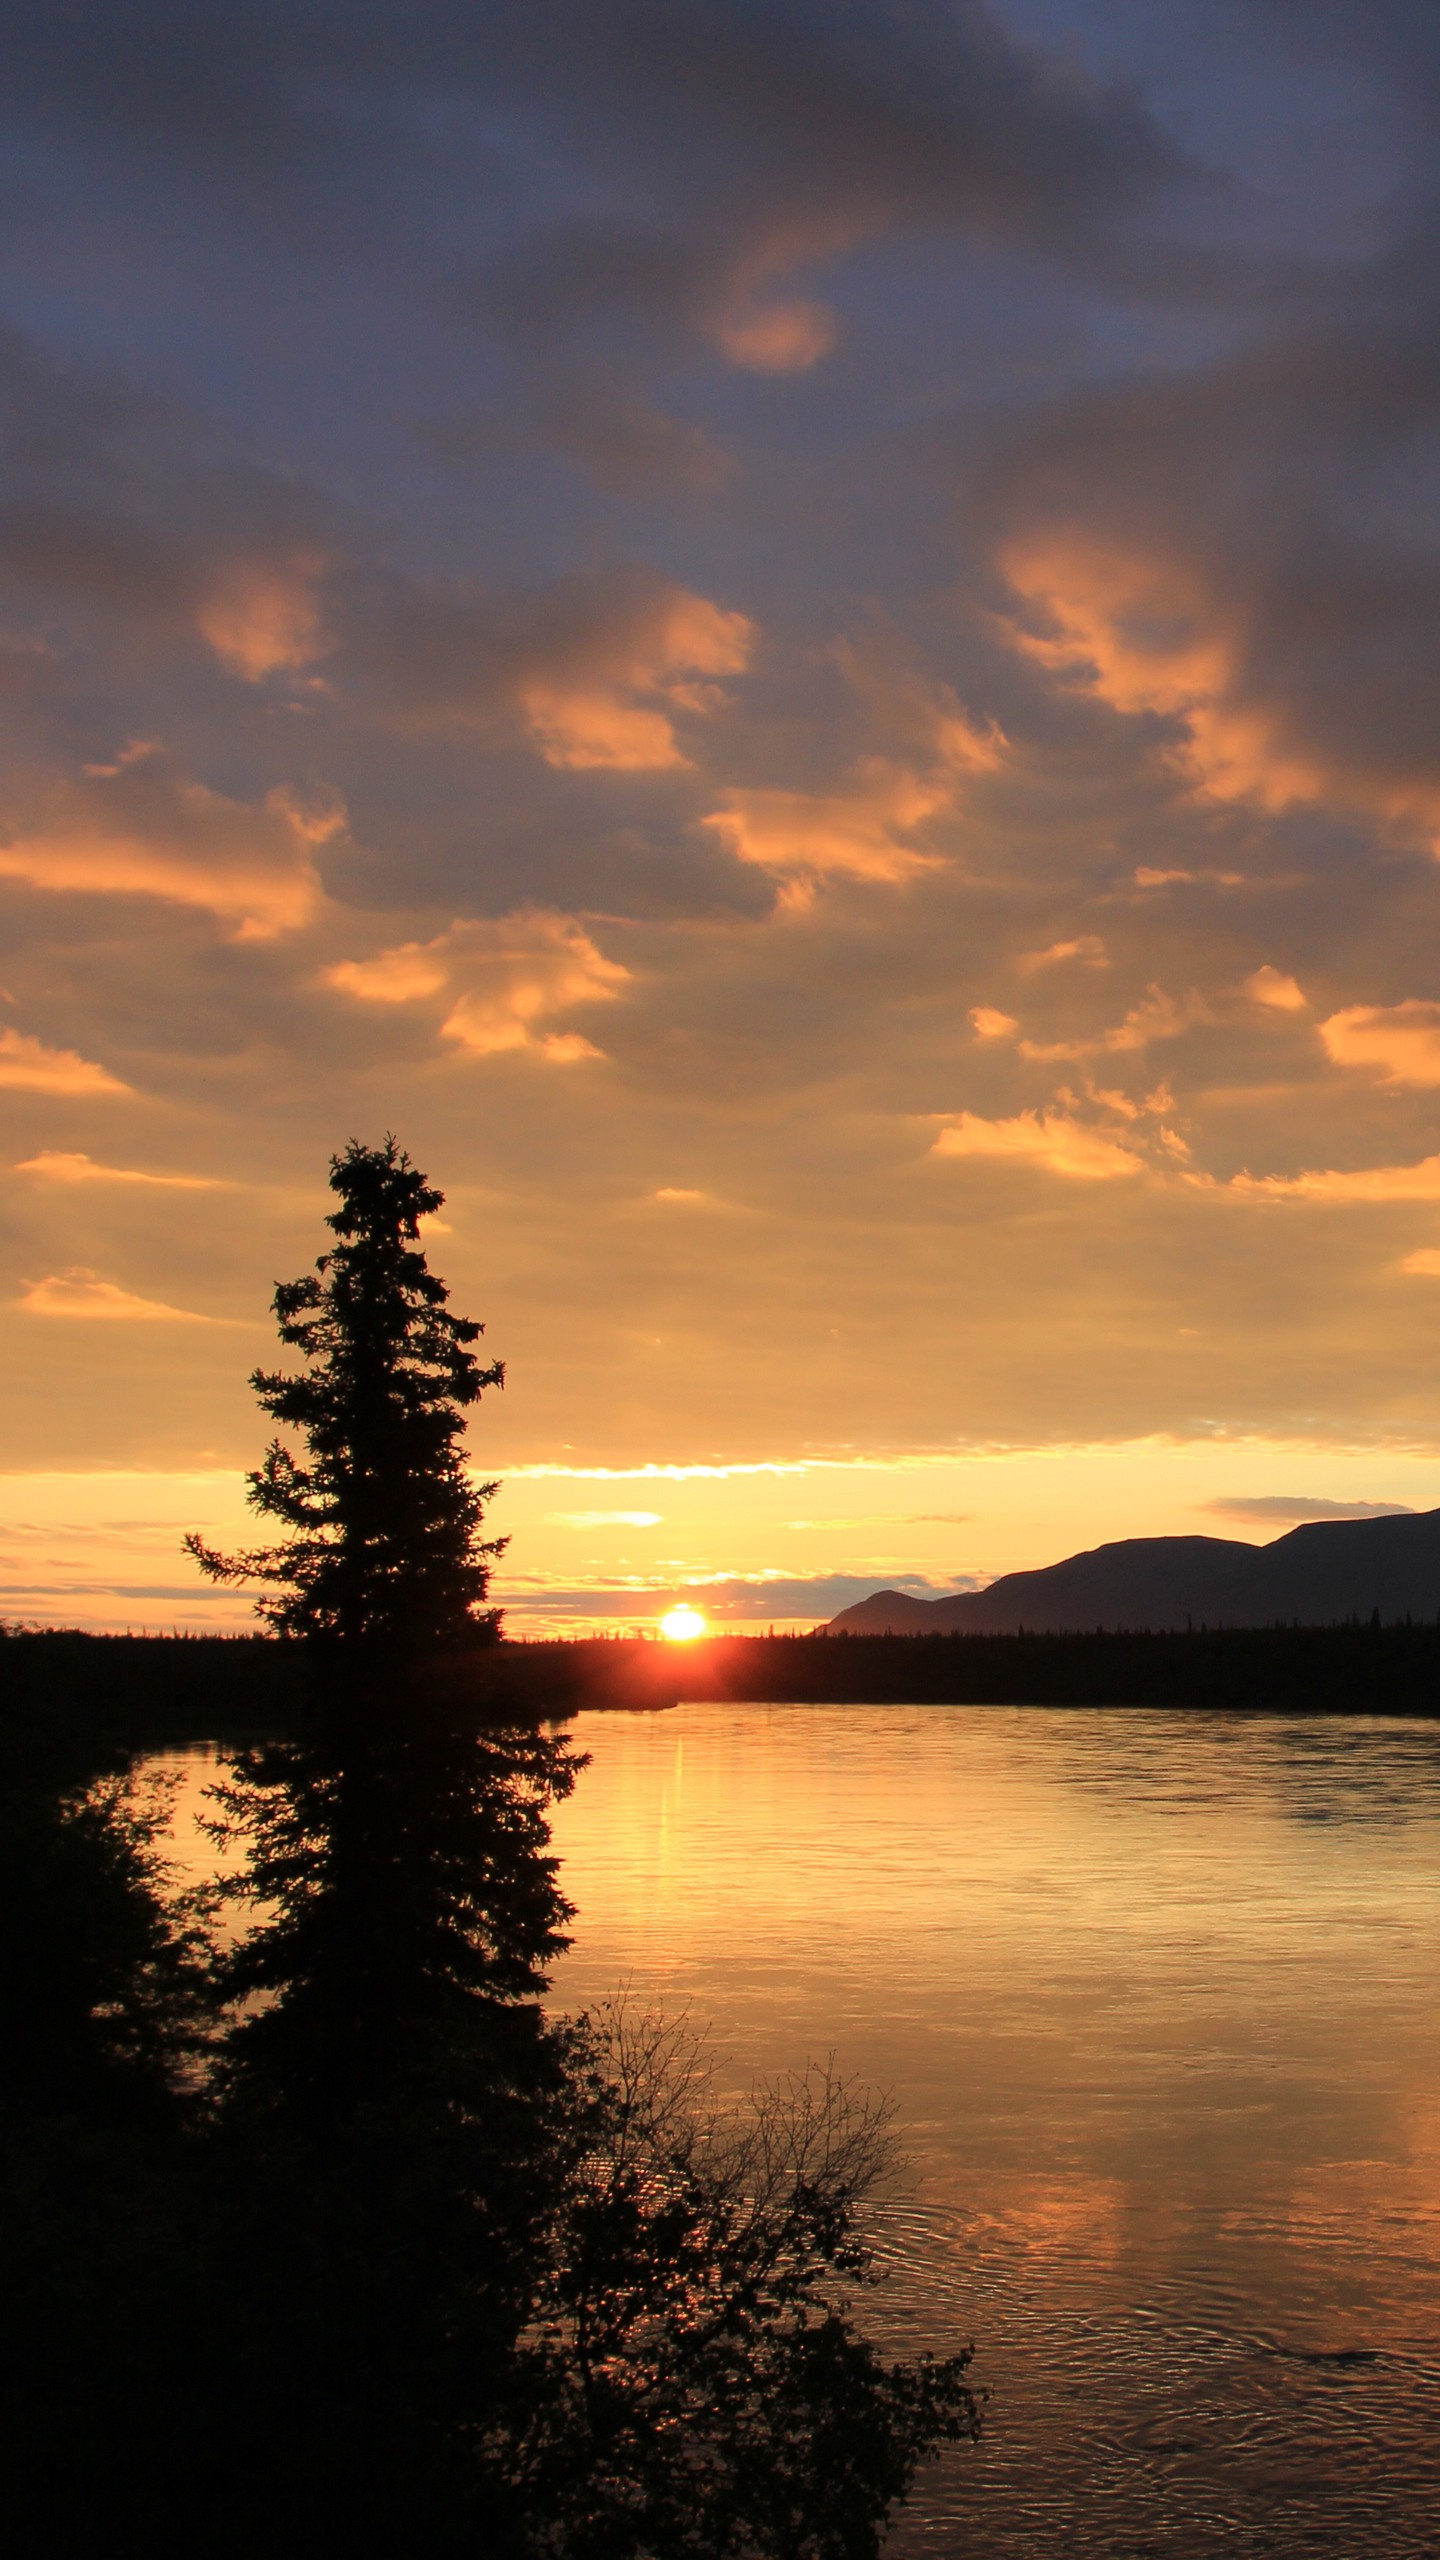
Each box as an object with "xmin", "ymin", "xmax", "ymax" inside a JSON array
[
  {"xmin": 170, "ymin": 1139, "xmax": 977, "ymax": 2558},
  {"xmin": 174, "ymin": 1140, "xmax": 588, "ymax": 2555},
  {"xmin": 187, "ymin": 1135, "xmax": 580, "ymax": 2123}
]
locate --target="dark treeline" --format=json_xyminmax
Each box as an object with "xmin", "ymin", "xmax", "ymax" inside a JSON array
[
  {"xmin": 10, "ymin": 1618, "xmax": 1440, "ymax": 1757},
  {"xmin": 684, "ymin": 1623, "xmax": 1440, "ymax": 1713},
  {"xmin": 458, "ymin": 1623, "xmax": 1440, "ymax": 1715},
  {"xmin": 2, "ymin": 1142, "xmax": 975, "ymax": 2559},
  {"xmin": 1, "ymin": 1627, "xmax": 305, "ymax": 1744}
]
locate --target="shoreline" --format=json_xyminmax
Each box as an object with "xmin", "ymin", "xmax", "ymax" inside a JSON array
[{"xmin": 6, "ymin": 1621, "xmax": 1440, "ymax": 1751}]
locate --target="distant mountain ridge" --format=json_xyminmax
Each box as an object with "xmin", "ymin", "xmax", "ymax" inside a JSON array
[{"xmin": 825, "ymin": 1508, "xmax": 1440, "ymax": 1635}]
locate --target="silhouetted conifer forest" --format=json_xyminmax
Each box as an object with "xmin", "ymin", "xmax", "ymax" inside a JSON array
[
  {"xmin": 1, "ymin": 1141, "xmax": 977, "ymax": 2558},
  {"xmin": 11, "ymin": 1618, "xmax": 1440, "ymax": 1751}
]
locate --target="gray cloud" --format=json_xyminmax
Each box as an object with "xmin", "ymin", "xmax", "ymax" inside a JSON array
[
  {"xmin": 977, "ymin": 240, "xmax": 1440, "ymax": 849},
  {"xmin": 11, "ymin": 0, "xmax": 1440, "ymax": 1530},
  {"xmin": 499, "ymin": 1571, "xmax": 980, "ymax": 1625},
  {"xmin": 4, "ymin": 3, "xmax": 1180, "ymax": 230},
  {"xmin": 1202, "ymin": 1495, "xmax": 1417, "ymax": 1524}
]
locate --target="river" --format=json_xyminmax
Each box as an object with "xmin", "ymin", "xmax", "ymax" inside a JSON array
[
  {"xmin": 159, "ymin": 1703, "xmax": 1440, "ymax": 2553},
  {"xmin": 548, "ymin": 1702, "xmax": 1440, "ymax": 2556}
]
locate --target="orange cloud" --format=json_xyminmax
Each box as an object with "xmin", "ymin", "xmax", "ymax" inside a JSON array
[
  {"xmin": 0, "ymin": 1029, "xmax": 128, "ymax": 1094},
  {"xmin": 14, "ymin": 1151, "xmax": 214, "ymax": 1187},
  {"xmin": 1320, "ymin": 1001, "xmax": 1440, "ymax": 1086},
  {"xmin": 700, "ymin": 663, "xmax": 999, "ymax": 888},
  {"xmin": 327, "ymin": 908, "xmax": 629, "ymax": 1061},
  {"xmin": 1222, "ymin": 1153, "xmax": 1440, "ymax": 1203},
  {"xmin": 1130, "ymin": 865, "xmax": 1246, "ymax": 889},
  {"xmin": 325, "ymin": 944, "xmax": 451, "ymax": 1004},
  {"xmin": 1002, "ymin": 534, "xmax": 1340, "ymax": 813},
  {"xmin": 714, "ymin": 299, "xmax": 836, "ymax": 373},
  {"xmin": 1244, "ymin": 965, "xmax": 1307, "ymax": 1011},
  {"xmin": 521, "ymin": 590, "xmax": 752, "ymax": 771},
  {"xmin": 932, "ymin": 1109, "xmax": 1143, "ymax": 1180},
  {"xmin": 1003, "ymin": 533, "xmax": 1440, "ymax": 843},
  {"xmin": 970, "ymin": 1006, "xmax": 1019, "ymax": 1039},
  {"xmin": 706, "ymin": 213, "xmax": 856, "ymax": 374},
  {"xmin": 1402, "ymin": 1249, "xmax": 1440, "ymax": 1276},
  {"xmin": 1016, "ymin": 935, "xmax": 1108, "ymax": 974},
  {"xmin": 705, "ymin": 758, "xmax": 958, "ymax": 885},
  {"xmin": 1017, "ymin": 983, "xmax": 1204, "ymax": 1062},
  {"xmin": 0, "ymin": 767, "xmax": 335, "ymax": 935},
  {"xmin": 520, "ymin": 690, "xmax": 687, "ymax": 771},
  {"xmin": 18, "ymin": 1268, "xmax": 214, "ymax": 1320},
  {"xmin": 548, "ymin": 1509, "xmax": 666, "ymax": 1528},
  {"xmin": 199, "ymin": 552, "xmax": 327, "ymax": 679}
]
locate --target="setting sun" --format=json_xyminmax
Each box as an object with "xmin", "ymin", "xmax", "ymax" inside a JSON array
[{"xmin": 660, "ymin": 1605, "xmax": 707, "ymax": 1642}]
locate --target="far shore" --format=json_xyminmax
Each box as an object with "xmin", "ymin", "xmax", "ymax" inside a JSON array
[{"xmin": 5, "ymin": 1620, "xmax": 1440, "ymax": 1751}]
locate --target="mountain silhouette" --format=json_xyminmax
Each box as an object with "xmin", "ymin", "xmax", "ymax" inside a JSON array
[{"xmin": 826, "ymin": 1508, "xmax": 1440, "ymax": 1634}]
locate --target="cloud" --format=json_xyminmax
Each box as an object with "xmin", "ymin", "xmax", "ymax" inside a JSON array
[
  {"xmin": 1202, "ymin": 1495, "xmax": 1415, "ymax": 1524},
  {"xmin": 1130, "ymin": 866, "xmax": 1246, "ymax": 891},
  {"xmin": 197, "ymin": 550, "xmax": 328, "ymax": 679},
  {"xmin": 547, "ymin": 1510, "xmax": 665, "ymax": 1528},
  {"xmin": 520, "ymin": 591, "xmax": 751, "ymax": 770},
  {"xmin": 714, "ymin": 297, "xmax": 837, "ymax": 375},
  {"xmin": 0, "ymin": 760, "xmax": 336, "ymax": 935},
  {"xmin": 509, "ymin": 1462, "xmax": 810, "ymax": 1482},
  {"xmin": 931, "ymin": 1109, "xmax": 1143, "ymax": 1180},
  {"xmin": 499, "ymin": 1569, "xmax": 979, "ymax": 1625},
  {"xmin": 18, "ymin": 1268, "xmax": 215, "ymax": 1321},
  {"xmin": 487, "ymin": 211, "xmax": 846, "ymax": 388},
  {"xmin": 14, "ymin": 1152, "xmax": 215, "ymax": 1186},
  {"xmin": 0, "ymin": 1028, "xmax": 127, "ymax": 1093},
  {"xmin": 784, "ymin": 1510, "xmax": 972, "ymax": 1529},
  {"xmin": 1016, "ymin": 936, "xmax": 1108, "ymax": 975},
  {"xmin": 1221, "ymin": 1153, "xmax": 1440, "ymax": 1202},
  {"xmin": 324, "ymin": 943, "xmax": 450, "ymax": 1004},
  {"xmin": 519, "ymin": 691, "xmax": 686, "ymax": 774},
  {"xmin": 703, "ymin": 760, "xmax": 951, "ymax": 885},
  {"xmin": 649, "ymin": 1187, "xmax": 741, "ymax": 1210},
  {"xmin": 14, "ymin": 1, "xmax": 1440, "ymax": 1492},
  {"xmin": 336, "ymin": 567, "xmax": 751, "ymax": 775},
  {"xmin": 1001, "ymin": 532, "xmax": 1333, "ymax": 813},
  {"xmin": 327, "ymin": 908, "xmax": 629, "ymax": 1061},
  {"xmin": 984, "ymin": 300, "xmax": 1440, "ymax": 846},
  {"xmin": 4, "ymin": 0, "xmax": 1180, "ymax": 252},
  {"xmin": 1244, "ymin": 965, "xmax": 1307, "ymax": 1011},
  {"xmin": 1016, "ymin": 985, "xmax": 1206, "ymax": 1062},
  {"xmin": 1401, "ymin": 1249, "xmax": 1440, "ymax": 1277},
  {"xmin": 466, "ymin": 0, "xmax": 1181, "ymax": 398},
  {"xmin": 698, "ymin": 665, "xmax": 1000, "ymax": 889},
  {"xmin": 1320, "ymin": 1001, "xmax": 1440, "ymax": 1086},
  {"xmin": 703, "ymin": 217, "xmax": 854, "ymax": 372}
]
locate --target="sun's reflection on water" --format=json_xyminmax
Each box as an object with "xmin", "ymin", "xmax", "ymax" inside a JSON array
[{"xmin": 548, "ymin": 1704, "xmax": 1440, "ymax": 2556}]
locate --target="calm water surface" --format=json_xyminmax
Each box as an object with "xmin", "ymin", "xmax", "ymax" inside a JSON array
[{"xmin": 546, "ymin": 1704, "xmax": 1440, "ymax": 2557}]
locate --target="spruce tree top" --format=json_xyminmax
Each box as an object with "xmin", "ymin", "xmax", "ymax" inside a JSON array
[{"xmin": 188, "ymin": 1137, "xmax": 505, "ymax": 1648}]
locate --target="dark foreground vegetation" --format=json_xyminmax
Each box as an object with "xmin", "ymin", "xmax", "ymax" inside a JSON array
[
  {"xmin": 1, "ymin": 1143, "xmax": 975, "ymax": 2559},
  {"xmin": 9, "ymin": 1616, "xmax": 1440, "ymax": 1752}
]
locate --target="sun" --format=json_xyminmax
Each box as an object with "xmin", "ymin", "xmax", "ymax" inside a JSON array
[{"xmin": 660, "ymin": 1604, "xmax": 707, "ymax": 1642}]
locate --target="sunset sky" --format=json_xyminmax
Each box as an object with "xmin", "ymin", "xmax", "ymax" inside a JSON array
[{"xmin": 7, "ymin": 1, "xmax": 1440, "ymax": 1633}]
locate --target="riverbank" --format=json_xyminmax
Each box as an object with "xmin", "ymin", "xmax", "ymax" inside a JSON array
[{"xmin": 5, "ymin": 1619, "xmax": 1438, "ymax": 1750}]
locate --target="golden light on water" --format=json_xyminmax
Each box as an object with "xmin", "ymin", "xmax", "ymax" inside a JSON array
[{"xmin": 660, "ymin": 1605, "xmax": 707, "ymax": 1641}]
